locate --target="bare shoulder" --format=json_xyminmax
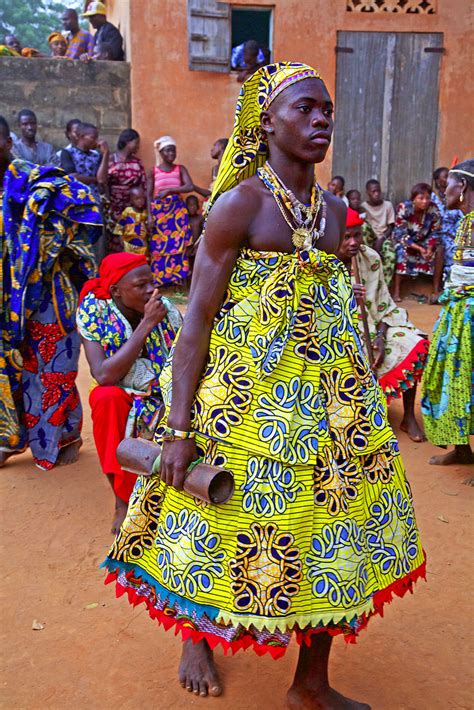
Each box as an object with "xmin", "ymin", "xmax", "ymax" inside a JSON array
[
  {"xmin": 205, "ymin": 176, "xmax": 263, "ymax": 244},
  {"xmin": 323, "ymin": 190, "xmax": 347, "ymax": 227}
]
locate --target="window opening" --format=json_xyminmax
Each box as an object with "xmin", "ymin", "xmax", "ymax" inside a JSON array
[{"xmin": 231, "ymin": 7, "xmax": 273, "ymax": 69}]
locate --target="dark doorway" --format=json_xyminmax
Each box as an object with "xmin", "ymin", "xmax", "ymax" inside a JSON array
[{"xmin": 332, "ymin": 31, "xmax": 443, "ymax": 205}]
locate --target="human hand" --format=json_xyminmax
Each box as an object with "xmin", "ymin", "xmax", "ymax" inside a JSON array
[
  {"xmin": 352, "ymin": 283, "xmax": 366, "ymax": 306},
  {"xmin": 158, "ymin": 188, "xmax": 172, "ymax": 198},
  {"xmin": 143, "ymin": 289, "xmax": 167, "ymax": 329},
  {"xmin": 97, "ymin": 139, "xmax": 109, "ymax": 154},
  {"xmin": 372, "ymin": 335, "xmax": 386, "ymax": 369},
  {"xmin": 159, "ymin": 438, "xmax": 198, "ymax": 491},
  {"xmin": 79, "ymin": 52, "xmax": 91, "ymax": 63}
]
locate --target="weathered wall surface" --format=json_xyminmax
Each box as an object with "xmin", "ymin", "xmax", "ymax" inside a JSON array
[
  {"xmin": 0, "ymin": 57, "xmax": 131, "ymax": 152},
  {"xmin": 107, "ymin": 0, "xmax": 472, "ymax": 193}
]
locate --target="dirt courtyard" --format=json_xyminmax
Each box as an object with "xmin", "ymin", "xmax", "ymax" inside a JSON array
[{"xmin": 1, "ymin": 300, "xmax": 473, "ymax": 710}]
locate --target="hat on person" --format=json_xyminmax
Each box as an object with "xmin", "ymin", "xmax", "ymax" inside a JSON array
[
  {"xmin": 154, "ymin": 136, "xmax": 177, "ymax": 152},
  {"xmin": 346, "ymin": 207, "xmax": 365, "ymax": 228},
  {"xmin": 83, "ymin": 1, "xmax": 107, "ymax": 17},
  {"xmin": 78, "ymin": 253, "xmax": 148, "ymax": 304},
  {"xmin": 48, "ymin": 32, "xmax": 65, "ymax": 44}
]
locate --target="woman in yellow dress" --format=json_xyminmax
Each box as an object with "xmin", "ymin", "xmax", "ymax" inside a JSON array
[{"xmin": 103, "ymin": 63, "xmax": 425, "ymax": 708}]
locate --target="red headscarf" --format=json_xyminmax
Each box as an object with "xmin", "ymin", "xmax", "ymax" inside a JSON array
[
  {"xmin": 79, "ymin": 253, "xmax": 148, "ymax": 304},
  {"xmin": 346, "ymin": 207, "xmax": 365, "ymax": 228}
]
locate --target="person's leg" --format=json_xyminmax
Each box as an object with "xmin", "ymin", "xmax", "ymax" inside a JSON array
[
  {"xmin": 89, "ymin": 386, "xmax": 136, "ymax": 533},
  {"xmin": 393, "ymin": 272, "xmax": 403, "ymax": 302},
  {"xmin": 400, "ymin": 385, "xmax": 426, "ymax": 442},
  {"xmin": 178, "ymin": 639, "xmax": 222, "ymax": 698},
  {"xmin": 429, "ymin": 444, "xmax": 474, "ymax": 467},
  {"xmin": 430, "ymin": 243, "xmax": 445, "ymax": 303},
  {"xmin": 287, "ymin": 633, "xmax": 370, "ymax": 709}
]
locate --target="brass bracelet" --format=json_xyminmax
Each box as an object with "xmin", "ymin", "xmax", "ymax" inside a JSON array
[{"xmin": 162, "ymin": 426, "xmax": 195, "ymax": 441}]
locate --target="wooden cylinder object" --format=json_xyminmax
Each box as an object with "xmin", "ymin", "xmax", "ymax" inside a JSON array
[{"xmin": 116, "ymin": 437, "xmax": 234, "ymax": 505}]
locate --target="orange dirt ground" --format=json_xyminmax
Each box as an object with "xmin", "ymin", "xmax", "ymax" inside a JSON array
[{"xmin": 1, "ymin": 299, "xmax": 473, "ymax": 710}]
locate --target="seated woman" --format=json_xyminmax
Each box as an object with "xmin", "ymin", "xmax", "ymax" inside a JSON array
[
  {"xmin": 392, "ymin": 182, "xmax": 443, "ymax": 302},
  {"xmin": 338, "ymin": 209, "xmax": 430, "ymax": 442},
  {"xmin": 76, "ymin": 253, "xmax": 182, "ymax": 532}
]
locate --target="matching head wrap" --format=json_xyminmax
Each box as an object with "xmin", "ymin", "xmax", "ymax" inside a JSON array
[
  {"xmin": 79, "ymin": 253, "xmax": 148, "ymax": 304},
  {"xmin": 346, "ymin": 208, "xmax": 365, "ymax": 228},
  {"xmin": 208, "ymin": 62, "xmax": 322, "ymax": 213},
  {"xmin": 48, "ymin": 32, "xmax": 65, "ymax": 45}
]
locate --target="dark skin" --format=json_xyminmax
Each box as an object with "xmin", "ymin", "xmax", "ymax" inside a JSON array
[
  {"xmin": 73, "ymin": 128, "xmax": 109, "ymax": 190},
  {"xmin": 433, "ymin": 168, "xmax": 449, "ymax": 197},
  {"xmin": 5, "ymin": 35, "xmax": 22, "ymax": 52},
  {"xmin": 80, "ymin": 13, "xmax": 107, "ymax": 61},
  {"xmin": 18, "ymin": 114, "xmax": 37, "ymax": 147},
  {"xmin": 81, "ymin": 265, "xmax": 167, "ymax": 531},
  {"xmin": 158, "ymin": 78, "xmax": 368, "ymax": 709},
  {"xmin": 193, "ymin": 140, "xmax": 227, "ymax": 198},
  {"xmin": 327, "ymin": 176, "xmax": 344, "ymax": 197},
  {"xmin": 392, "ymin": 190, "xmax": 444, "ymax": 303},
  {"xmin": 186, "ymin": 197, "xmax": 204, "ymax": 245},
  {"xmin": 338, "ymin": 227, "xmax": 426, "ymax": 443},
  {"xmin": 147, "ymin": 144, "xmax": 193, "ymax": 226},
  {"xmin": 50, "ymin": 38, "xmax": 67, "ymax": 57},
  {"xmin": 365, "ymin": 182, "xmax": 394, "ymax": 251},
  {"xmin": 428, "ymin": 172, "xmax": 474, "ymax": 472},
  {"xmin": 62, "ymin": 10, "xmax": 80, "ymax": 35}
]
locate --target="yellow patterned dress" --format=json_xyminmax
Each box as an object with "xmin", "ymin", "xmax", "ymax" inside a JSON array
[{"xmin": 104, "ymin": 245, "xmax": 425, "ymax": 658}]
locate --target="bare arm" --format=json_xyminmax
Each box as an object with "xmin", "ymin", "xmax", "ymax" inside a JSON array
[
  {"xmin": 159, "ymin": 165, "xmax": 194, "ymax": 197},
  {"xmin": 193, "ymin": 183, "xmax": 212, "ymax": 198},
  {"xmin": 81, "ymin": 294, "xmax": 167, "ymax": 386},
  {"xmin": 147, "ymin": 168, "xmax": 155, "ymax": 221},
  {"xmin": 160, "ymin": 186, "xmax": 257, "ymax": 489},
  {"xmin": 96, "ymin": 141, "xmax": 110, "ymax": 187}
]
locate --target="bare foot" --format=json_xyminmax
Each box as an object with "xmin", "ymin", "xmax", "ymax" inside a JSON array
[
  {"xmin": 57, "ymin": 439, "xmax": 82, "ymax": 466},
  {"xmin": 393, "ymin": 295, "xmax": 402, "ymax": 303},
  {"xmin": 288, "ymin": 685, "xmax": 371, "ymax": 710},
  {"xmin": 111, "ymin": 498, "xmax": 128, "ymax": 535},
  {"xmin": 463, "ymin": 477, "xmax": 474, "ymax": 486},
  {"xmin": 0, "ymin": 451, "xmax": 16, "ymax": 468},
  {"xmin": 400, "ymin": 418, "xmax": 427, "ymax": 443},
  {"xmin": 429, "ymin": 292, "xmax": 441, "ymax": 305},
  {"xmin": 178, "ymin": 638, "xmax": 222, "ymax": 698},
  {"xmin": 429, "ymin": 447, "xmax": 474, "ymax": 466}
]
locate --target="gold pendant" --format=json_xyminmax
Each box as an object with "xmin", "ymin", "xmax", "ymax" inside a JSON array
[{"xmin": 292, "ymin": 227, "xmax": 311, "ymax": 250}]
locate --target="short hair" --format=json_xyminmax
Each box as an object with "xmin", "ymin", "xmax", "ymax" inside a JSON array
[
  {"xmin": 63, "ymin": 8, "xmax": 78, "ymax": 19},
  {"xmin": 450, "ymin": 158, "xmax": 474, "ymax": 191},
  {"xmin": 410, "ymin": 182, "xmax": 432, "ymax": 200},
  {"xmin": 18, "ymin": 109, "xmax": 36, "ymax": 123},
  {"xmin": 346, "ymin": 189, "xmax": 360, "ymax": 199},
  {"xmin": 215, "ymin": 138, "xmax": 228, "ymax": 150},
  {"xmin": 117, "ymin": 128, "xmax": 139, "ymax": 150},
  {"xmin": 66, "ymin": 118, "xmax": 81, "ymax": 132},
  {"xmin": 432, "ymin": 166, "xmax": 448, "ymax": 182},
  {"xmin": 366, "ymin": 178, "xmax": 380, "ymax": 190},
  {"xmin": 332, "ymin": 175, "xmax": 345, "ymax": 188},
  {"xmin": 186, "ymin": 194, "xmax": 199, "ymax": 204},
  {"xmin": 77, "ymin": 122, "xmax": 97, "ymax": 135},
  {"xmin": 244, "ymin": 39, "xmax": 259, "ymax": 55},
  {"xmin": 0, "ymin": 115, "xmax": 11, "ymax": 139}
]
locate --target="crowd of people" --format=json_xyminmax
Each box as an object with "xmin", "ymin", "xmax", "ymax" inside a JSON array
[
  {"xmin": 1, "ymin": 3, "xmax": 124, "ymax": 62},
  {"xmin": 0, "ymin": 57, "xmax": 472, "ymax": 709}
]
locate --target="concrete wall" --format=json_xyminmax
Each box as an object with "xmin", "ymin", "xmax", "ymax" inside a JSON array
[
  {"xmin": 0, "ymin": 57, "xmax": 131, "ymax": 152},
  {"xmin": 107, "ymin": 0, "xmax": 472, "ymax": 193}
]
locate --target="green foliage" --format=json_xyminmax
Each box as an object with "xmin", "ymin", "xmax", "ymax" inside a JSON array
[{"xmin": 0, "ymin": 0, "xmax": 85, "ymax": 54}]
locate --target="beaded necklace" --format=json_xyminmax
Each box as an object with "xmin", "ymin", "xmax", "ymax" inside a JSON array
[
  {"xmin": 453, "ymin": 211, "xmax": 474, "ymax": 262},
  {"xmin": 258, "ymin": 161, "xmax": 326, "ymax": 251}
]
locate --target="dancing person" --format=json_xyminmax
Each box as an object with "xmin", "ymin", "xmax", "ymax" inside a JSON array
[
  {"xmin": 62, "ymin": 7, "xmax": 94, "ymax": 59},
  {"xmin": 81, "ymin": 2, "xmax": 124, "ymax": 61},
  {"xmin": 147, "ymin": 136, "xmax": 193, "ymax": 286},
  {"xmin": 47, "ymin": 32, "xmax": 67, "ymax": 58},
  {"xmin": 0, "ymin": 115, "xmax": 102, "ymax": 470},
  {"xmin": 103, "ymin": 63, "xmax": 425, "ymax": 707},
  {"xmin": 361, "ymin": 179, "xmax": 396, "ymax": 286},
  {"xmin": 12, "ymin": 109, "xmax": 55, "ymax": 166},
  {"xmin": 113, "ymin": 186, "xmax": 148, "ymax": 255},
  {"xmin": 338, "ymin": 208, "xmax": 429, "ymax": 442},
  {"xmin": 392, "ymin": 182, "xmax": 444, "ymax": 303},
  {"xmin": 421, "ymin": 159, "xmax": 474, "ymax": 469},
  {"xmin": 76, "ymin": 253, "xmax": 182, "ymax": 532},
  {"xmin": 431, "ymin": 166, "xmax": 463, "ymax": 281}
]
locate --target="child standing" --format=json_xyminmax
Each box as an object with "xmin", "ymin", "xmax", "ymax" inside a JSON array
[
  {"xmin": 185, "ymin": 194, "xmax": 204, "ymax": 274},
  {"xmin": 113, "ymin": 186, "xmax": 148, "ymax": 255}
]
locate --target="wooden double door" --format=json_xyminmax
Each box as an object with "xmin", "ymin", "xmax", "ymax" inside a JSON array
[{"xmin": 332, "ymin": 31, "xmax": 443, "ymax": 205}]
